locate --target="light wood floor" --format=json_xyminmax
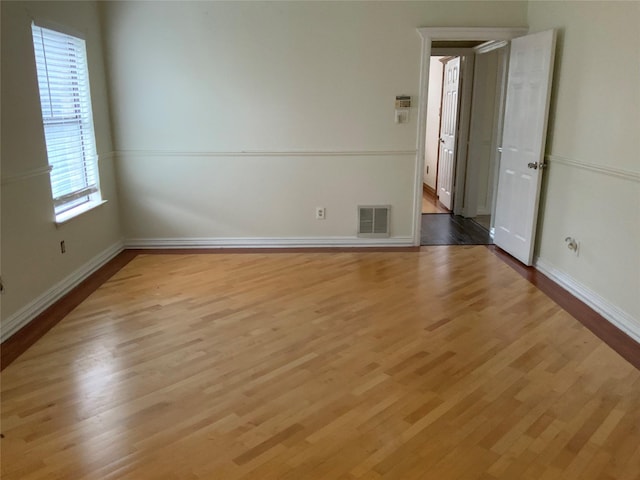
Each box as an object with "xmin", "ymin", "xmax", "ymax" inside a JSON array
[
  {"xmin": 422, "ymin": 190, "xmax": 450, "ymax": 214},
  {"xmin": 2, "ymin": 248, "xmax": 639, "ymax": 479}
]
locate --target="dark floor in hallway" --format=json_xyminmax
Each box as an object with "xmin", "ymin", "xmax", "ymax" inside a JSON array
[{"xmin": 421, "ymin": 213, "xmax": 493, "ymax": 246}]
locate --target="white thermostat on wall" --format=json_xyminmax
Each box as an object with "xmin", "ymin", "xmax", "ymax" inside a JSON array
[
  {"xmin": 395, "ymin": 95, "xmax": 411, "ymax": 124},
  {"xmin": 395, "ymin": 95, "xmax": 411, "ymax": 109}
]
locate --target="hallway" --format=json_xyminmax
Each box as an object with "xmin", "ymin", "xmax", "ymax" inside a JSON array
[{"xmin": 421, "ymin": 188, "xmax": 493, "ymax": 246}]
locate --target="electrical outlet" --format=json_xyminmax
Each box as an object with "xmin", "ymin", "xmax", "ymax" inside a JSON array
[
  {"xmin": 316, "ymin": 207, "xmax": 326, "ymax": 220},
  {"xmin": 60, "ymin": 240, "xmax": 66, "ymax": 254},
  {"xmin": 565, "ymin": 237, "xmax": 579, "ymax": 256}
]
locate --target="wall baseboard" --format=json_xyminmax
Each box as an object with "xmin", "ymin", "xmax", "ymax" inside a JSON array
[
  {"xmin": 124, "ymin": 236, "xmax": 415, "ymax": 249},
  {"xmin": 535, "ymin": 257, "xmax": 640, "ymax": 344},
  {"xmin": 1, "ymin": 241, "xmax": 124, "ymax": 342}
]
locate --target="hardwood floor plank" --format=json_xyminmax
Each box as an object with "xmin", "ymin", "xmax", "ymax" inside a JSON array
[
  {"xmin": 486, "ymin": 244, "xmax": 640, "ymax": 370},
  {"xmin": 1, "ymin": 248, "xmax": 639, "ymax": 479},
  {"xmin": 0, "ymin": 250, "xmax": 137, "ymax": 370}
]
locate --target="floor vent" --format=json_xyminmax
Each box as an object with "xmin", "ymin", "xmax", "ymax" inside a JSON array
[{"xmin": 358, "ymin": 205, "xmax": 390, "ymax": 237}]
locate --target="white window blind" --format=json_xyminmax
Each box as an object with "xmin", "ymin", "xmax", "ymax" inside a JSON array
[{"xmin": 31, "ymin": 24, "xmax": 100, "ymax": 216}]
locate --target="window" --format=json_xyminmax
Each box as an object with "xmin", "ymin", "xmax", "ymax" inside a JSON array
[{"xmin": 31, "ymin": 24, "xmax": 101, "ymax": 221}]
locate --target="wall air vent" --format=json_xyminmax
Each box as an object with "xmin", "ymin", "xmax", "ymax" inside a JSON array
[{"xmin": 358, "ymin": 205, "xmax": 390, "ymax": 238}]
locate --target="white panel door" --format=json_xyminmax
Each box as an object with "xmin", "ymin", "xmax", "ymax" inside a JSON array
[
  {"xmin": 437, "ymin": 57, "xmax": 461, "ymax": 210},
  {"xmin": 493, "ymin": 30, "xmax": 556, "ymax": 265}
]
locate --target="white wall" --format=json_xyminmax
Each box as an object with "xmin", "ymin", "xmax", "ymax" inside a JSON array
[
  {"xmin": 424, "ymin": 57, "xmax": 444, "ymax": 189},
  {"xmin": 100, "ymin": 1, "xmax": 528, "ymax": 245},
  {"xmin": 1, "ymin": 1, "xmax": 122, "ymax": 334},
  {"xmin": 529, "ymin": 1, "xmax": 640, "ymax": 336}
]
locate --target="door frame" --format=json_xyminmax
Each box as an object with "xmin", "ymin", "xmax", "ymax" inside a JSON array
[
  {"xmin": 413, "ymin": 27, "xmax": 528, "ymax": 246},
  {"xmin": 431, "ymin": 48, "xmax": 475, "ymax": 213}
]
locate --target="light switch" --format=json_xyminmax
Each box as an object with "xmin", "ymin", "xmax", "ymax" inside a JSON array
[{"xmin": 395, "ymin": 110, "xmax": 409, "ymax": 124}]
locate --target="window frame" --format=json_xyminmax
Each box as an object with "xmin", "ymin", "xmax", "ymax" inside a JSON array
[{"xmin": 31, "ymin": 22, "xmax": 103, "ymax": 224}]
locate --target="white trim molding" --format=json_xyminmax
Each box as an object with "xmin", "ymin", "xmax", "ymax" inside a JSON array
[
  {"xmin": 55, "ymin": 200, "xmax": 108, "ymax": 226},
  {"xmin": 0, "ymin": 151, "xmax": 115, "ymax": 185},
  {"xmin": 535, "ymin": 257, "xmax": 640, "ymax": 344},
  {"xmin": 546, "ymin": 154, "xmax": 640, "ymax": 183},
  {"xmin": 114, "ymin": 150, "xmax": 417, "ymax": 158},
  {"xmin": 98, "ymin": 151, "xmax": 117, "ymax": 162},
  {"xmin": 417, "ymin": 27, "xmax": 528, "ymax": 41},
  {"xmin": 1, "ymin": 241, "xmax": 124, "ymax": 342},
  {"xmin": 125, "ymin": 236, "xmax": 415, "ymax": 249},
  {"xmin": 1, "ymin": 165, "xmax": 52, "ymax": 185},
  {"xmin": 473, "ymin": 40, "xmax": 509, "ymax": 54}
]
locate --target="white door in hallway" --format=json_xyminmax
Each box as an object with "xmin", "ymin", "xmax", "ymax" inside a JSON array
[
  {"xmin": 493, "ymin": 30, "xmax": 556, "ymax": 266},
  {"xmin": 437, "ymin": 56, "xmax": 461, "ymax": 210}
]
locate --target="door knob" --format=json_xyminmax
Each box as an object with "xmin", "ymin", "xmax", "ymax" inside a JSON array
[
  {"xmin": 527, "ymin": 162, "xmax": 548, "ymax": 170},
  {"xmin": 440, "ymin": 139, "xmax": 445, "ymax": 143}
]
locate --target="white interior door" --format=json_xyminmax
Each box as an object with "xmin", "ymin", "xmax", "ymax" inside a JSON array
[
  {"xmin": 493, "ymin": 30, "xmax": 556, "ymax": 265},
  {"xmin": 464, "ymin": 48, "xmax": 501, "ymax": 219},
  {"xmin": 437, "ymin": 57, "xmax": 461, "ymax": 210}
]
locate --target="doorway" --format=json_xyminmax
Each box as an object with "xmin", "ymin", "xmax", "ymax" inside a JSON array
[
  {"xmin": 419, "ymin": 28, "xmax": 526, "ymax": 245},
  {"xmin": 415, "ymin": 27, "xmax": 556, "ymax": 264},
  {"xmin": 420, "ymin": 46, "xmax": 499, "ymax": 246}
]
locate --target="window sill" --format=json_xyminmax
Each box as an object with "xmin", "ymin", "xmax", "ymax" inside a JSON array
[{"xmin": 55, "ymin": 200, "xmax": 108, "ymax": 226}]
